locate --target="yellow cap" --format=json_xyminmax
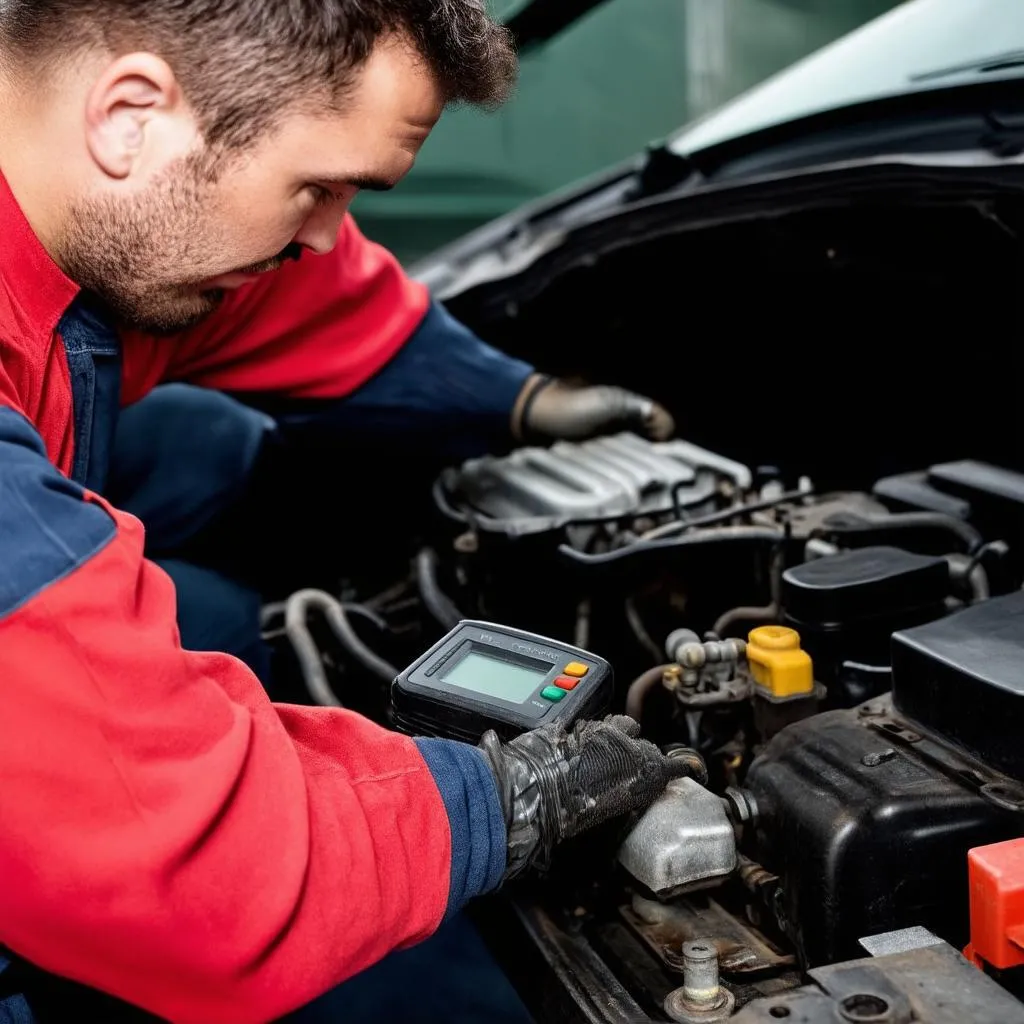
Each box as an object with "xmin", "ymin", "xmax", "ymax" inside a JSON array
[{"xmin": 747, "ymin": 626, "xmax": 814, "ymax": 700}]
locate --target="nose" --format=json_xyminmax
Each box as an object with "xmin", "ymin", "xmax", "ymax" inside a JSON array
[{"xmin": 294, "ymin": 201, "xmax": 350, "ymax": 256}]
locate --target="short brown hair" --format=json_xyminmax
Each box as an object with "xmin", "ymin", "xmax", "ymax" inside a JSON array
[{"xmin": 1, "ymin": 0, "xmax": 517, "ymax": 150}]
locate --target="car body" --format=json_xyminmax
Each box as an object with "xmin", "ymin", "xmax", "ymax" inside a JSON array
[{"xmin": 405, "ymin": 0, "xmax": 1024, "ymax": 488}]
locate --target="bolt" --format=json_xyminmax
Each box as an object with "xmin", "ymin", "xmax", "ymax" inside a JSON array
[
  {"xmin": 663, "ymin": 941, "xmax": 736, "ymax": 1023},
  {"xmin": 682, "ymin": 941, "xmax": 720, "ymax": 1008},
  {"xmin": 453, "ymin": 532, "xmax": 478, "ymax": 554},
  {"xmin": 861, "ymin": 749, "xmax": 897, "ymax": 768}
]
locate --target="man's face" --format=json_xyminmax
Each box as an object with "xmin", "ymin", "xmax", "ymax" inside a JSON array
[{"xmin": 58, "ymin": 35, "xmax": 442, "ymax": 333}]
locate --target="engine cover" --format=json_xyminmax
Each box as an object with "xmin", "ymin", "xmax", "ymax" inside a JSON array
[
  {"xmin": 893, "ymin": 590, "xmax": 1024, "ymax": 780},
  {"xmin": 438, "ymin": 433, "xmax": 752, "ymax": 538},
  {"xmin": 743, "ymin": 707, "xmax": 1017, "ymax": 967}
]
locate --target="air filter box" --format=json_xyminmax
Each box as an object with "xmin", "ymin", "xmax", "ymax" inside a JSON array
[{"xmin": 892, "ymin": 590, "xmax": 1024, "ymax": 779}]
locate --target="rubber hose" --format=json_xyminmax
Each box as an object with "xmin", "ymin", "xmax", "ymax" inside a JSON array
[
  {"xmin": 625, "ymin": 664, "xmax": 674, "ymax": 723},
  {"xmin": 665, "ymin": 746, "xmax": 709, "ymax": 787},
  {"xmin": 284, "ymin": 591, "xmax": 344, "ymax": 708},
  {"xmin": 286, "ymin": 590, "xmax": 398, "ymax": 709},
  {"xmin": 857, "ymin": 512, "xmax": 983, "ymax": 553},
  {"xmin": 713, "ymin": 603, "xmax": 778, "ymax": 638},
  {"xmin": 264, "ymin": 599, "xmax": 387, "ymax": 633}
]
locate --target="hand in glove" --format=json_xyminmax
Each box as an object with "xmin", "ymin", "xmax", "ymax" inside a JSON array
[
  {"xmin": 479, "ymin": 715, "xmax": 700, "ymax": 881},
  {"xmin": 512, "ymin": 374, "xmax": 675, "ymax": 443}
]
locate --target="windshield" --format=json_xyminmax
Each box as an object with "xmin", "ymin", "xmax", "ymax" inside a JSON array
[{"xmin": 669, "ymin": 0, "xmax": 1024, "ymax": 157}]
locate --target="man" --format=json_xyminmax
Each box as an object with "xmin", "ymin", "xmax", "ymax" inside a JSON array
[{"xmin": 0, "ymin": 2, "xmax": 682, "ymax": 1021}]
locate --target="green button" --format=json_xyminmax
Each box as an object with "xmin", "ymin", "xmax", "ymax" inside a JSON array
[{"xmin": 540, "ymin": 686, "xmax": 566, "ymax": 702}]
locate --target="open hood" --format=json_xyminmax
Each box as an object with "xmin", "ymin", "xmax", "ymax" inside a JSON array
[
  {"xmin": 411, "ymin": 0, "xmax": 1024, "ymax": 296},
  {"xmin": 501, "ymin": 0, "xmax": 1024, "ymax": 148},
  {"xmin": 669, "ymin": 0, "xmax": 1024, "ymax": 158}
]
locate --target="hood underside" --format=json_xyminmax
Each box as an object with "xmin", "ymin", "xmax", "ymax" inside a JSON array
[{"xmin": 440, "ymin": 166, "xmax": 1024, "ymax": 492}]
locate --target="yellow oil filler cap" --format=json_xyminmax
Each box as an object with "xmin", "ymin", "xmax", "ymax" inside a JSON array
[{"xmin": 747, "ymin": 626, "xmax": 814, "ymax": 701}]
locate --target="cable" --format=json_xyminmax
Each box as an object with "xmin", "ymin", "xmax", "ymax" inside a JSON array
[
  {"xmin": 625, "ymin": 597, "xmax": 665, "ymax": 664},
  {"xmin": 574, "ymin": 598, "xmax": 591, "ymax": 650},
  {"xmin": 560, "ymin": 525, "xmax": 786, "ymax": 569},
  {"xmin": 415, "ymin": 548, "xmax": 465, "ymax": 630},
  {"xmin": 641, "ymin": 487, "xmax": 812, "ymax": 542}
]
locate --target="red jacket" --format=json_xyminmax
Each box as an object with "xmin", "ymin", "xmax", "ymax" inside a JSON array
[{"xmin": 0, "ymin": 173, "xmax": 505, "ymax": 1022}]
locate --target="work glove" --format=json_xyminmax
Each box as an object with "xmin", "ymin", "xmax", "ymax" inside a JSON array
[
  {"xmin": 479, "ymin": 714, "xmax": 699, "ymax": 881},
  {"xmin": 512, "ymin": 374, "xmax": 675, "ymax": 443}
]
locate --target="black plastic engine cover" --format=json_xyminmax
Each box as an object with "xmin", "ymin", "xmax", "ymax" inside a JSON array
[
  {"xmin": 744, "ymin": 709, "xmax": 1015, "ymax": 967},
  {"xmin": 893, "ymin": 590, "xmax": 1024, "ymax": 780},
  {"xmin": 781, "ymin": 546, "xmax": 949, "ymax": 701},
  {"xmin": 875, "ymin": 459, "xmax": 1024, "ymax": 584},
  {"xmin": 783, "ymin": 546, "xmax": 948, "ymax": 626}
]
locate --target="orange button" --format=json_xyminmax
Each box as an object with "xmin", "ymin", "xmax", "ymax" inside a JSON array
[
  {"xmin": 563, "ymin": 662, "xmax": 589, "ymax": 678},
  {"xmin": 554, "ymin": 675, "xmax": 579, "ymax": 691}
]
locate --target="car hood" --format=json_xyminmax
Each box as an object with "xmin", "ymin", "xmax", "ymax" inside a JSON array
[
  {"xmin": 669, "ymin": 0, "xmax": 1024, "ymax": 157},
  {"xmin": 411, "ymin": 0, "xmax": 1024, "ymax": 293}
]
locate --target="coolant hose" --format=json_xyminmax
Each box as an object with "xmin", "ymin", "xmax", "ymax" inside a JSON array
[
  {"xmin": 285, "ymin": 589, "xmax": 399, "ymax": 707},
  {"xmin": 625, "ymin": 664, "xmax": 675, "ymax": 723},
  {"xmin": 946, "ymin": 552, "xmax": 991, "ymax": 603},
  {"xmin": 415, "ymin": 547, "xmax": 465, "ymax": 630},
  {"xmin": 834, "ymin": 511, "xmax": 983, "ymax": 554},
  {"xmin": 665, "ymin": 745, "xmax": 709, "ymax": 787}
]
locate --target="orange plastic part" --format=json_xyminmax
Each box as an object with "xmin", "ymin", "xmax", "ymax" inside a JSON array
[{"xmin": 966, "ymin": 838, "xmax": 1024, "ymax": 969}]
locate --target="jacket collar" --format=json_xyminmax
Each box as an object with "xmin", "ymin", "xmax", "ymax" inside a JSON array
[{"xmin": 0, "ymin": 171, "xmax": 80, "ymax": 333}]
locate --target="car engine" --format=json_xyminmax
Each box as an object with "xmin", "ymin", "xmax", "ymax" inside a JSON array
[{"xmin": 263, "ymin": 432, "xmax": 1024, "ymax": 1023}]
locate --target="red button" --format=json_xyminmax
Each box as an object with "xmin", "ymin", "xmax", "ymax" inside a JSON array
[{"xmin": 555, "ymin": 675, "xmax": 579, "ymax": 691}]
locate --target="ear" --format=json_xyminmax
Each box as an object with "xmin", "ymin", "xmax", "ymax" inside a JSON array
[{"xmin": 84, "ymin": 53, "xmax": 198, "ymax": 180}]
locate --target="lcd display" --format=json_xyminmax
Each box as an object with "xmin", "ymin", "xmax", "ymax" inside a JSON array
[{"xmin": 441, "ymin": 650, "xmax": 551, "ymax": 704}]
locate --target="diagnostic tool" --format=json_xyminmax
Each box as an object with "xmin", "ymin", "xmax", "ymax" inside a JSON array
[{"xmin": 391, "ymin": 620, "xmax": 613, "ymax": 742}]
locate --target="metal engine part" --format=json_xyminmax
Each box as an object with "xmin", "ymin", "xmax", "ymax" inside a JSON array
[
  {"xmin": 441, "ymin": 433, "xmax": 752, "ymax": 536},
  {"xmin": 734, "ymin": 932, "xmax": 1024, "ymax": 1022},
  {"xmin": 617, "ymin": 777, "xmax": 737, "ymax": 898},
  {"xmin": 664, "ymin": 940, "xmax": 736, "ymax": 1023}
]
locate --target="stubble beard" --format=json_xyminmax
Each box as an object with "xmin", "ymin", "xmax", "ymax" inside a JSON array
[{"xmin": 57, "ymin": 157, "xmax": 226, "ymax": 335}]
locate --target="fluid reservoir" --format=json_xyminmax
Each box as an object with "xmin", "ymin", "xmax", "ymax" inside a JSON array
[
  {"xmin": 746, "ymin": 625, "xmax": 814, "ymax": 701},
  {"xmin": 747, "ymin": 626, "xmax": 820, "ymax": 739}
]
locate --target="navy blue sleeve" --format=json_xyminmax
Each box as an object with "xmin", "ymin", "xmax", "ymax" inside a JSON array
[
  {"xmin": 0, "ymin": 407, "xmax": 117, "ymax": 621},
  {"xmin": 415, "ymin": 738, "xmax": 507, "ymax": 917},
  {"xmin": 0, "ymin": 955, "xmax": 34, "ymax": 1024},
  {"xmin": 239, "ymin": 301, "xmax": 536, "ymax": 460}
]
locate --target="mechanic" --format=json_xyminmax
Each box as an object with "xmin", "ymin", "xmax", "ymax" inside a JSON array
[{"xmin": 0, "ymin": 2, "xmax": 680, "ymax": 1023}]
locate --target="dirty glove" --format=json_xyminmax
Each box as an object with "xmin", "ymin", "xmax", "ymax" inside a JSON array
[
  {"xmin": 513, "ymin": 374, "xmax": 675, "ymax": 443},
  {"xmin": 479, "ymin": 715, "xmax": 696, "ymax": 881}
]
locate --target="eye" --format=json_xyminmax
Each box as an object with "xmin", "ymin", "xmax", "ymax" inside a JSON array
[{"xmin": 307, "ymin": 185, "xmax": 337, "ymax": 208}]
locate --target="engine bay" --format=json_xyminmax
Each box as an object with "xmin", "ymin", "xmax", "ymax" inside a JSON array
[{"xmin": 261, "ymin": 421, "xmax": 1024, "ymax": 1022}]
